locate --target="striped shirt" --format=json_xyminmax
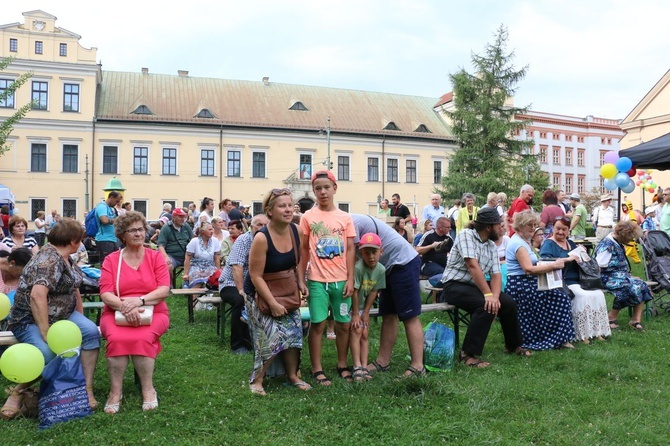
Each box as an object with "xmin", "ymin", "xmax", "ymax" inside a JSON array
[{"xmin": 441, "ymin": 228, "xmax": 499, "ymax": 285}]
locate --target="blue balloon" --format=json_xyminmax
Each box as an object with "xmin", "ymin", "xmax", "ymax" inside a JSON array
[
  {"xmin": 621, "ymin": 178, "xmax": 635, "ymax": 193},
  {"xmin": 614, "ymin": 172, "xmax": 630, "ymax": 188},
  {"xmin": 603, "ymin": 178, "xmax": 617, "ymax": 191},
  {"xmin": 615, "ymin": 157, "xmax": 633, "ymax": 173}
]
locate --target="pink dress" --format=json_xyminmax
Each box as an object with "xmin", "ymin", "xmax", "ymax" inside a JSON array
[{"xmin": 99, "ymin": 248, "xmax": 170, "ymax": 358}]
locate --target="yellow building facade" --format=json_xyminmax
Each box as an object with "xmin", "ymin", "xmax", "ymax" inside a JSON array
[{"xmin": 0, "ymin": 10, "xmax": 455, "ymax": 223}]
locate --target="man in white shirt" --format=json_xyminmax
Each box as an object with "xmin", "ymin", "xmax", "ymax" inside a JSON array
[
  {"xmin": 593, "ymin": 194, "xmax": 616, "ymax": 243},
  {"xmin": 421, "ymin": 194, "xmax": 445, "ymax": 223},
  {"xmin": 446, "ymin": 199, "xmax": 461, "ymax": 240}
]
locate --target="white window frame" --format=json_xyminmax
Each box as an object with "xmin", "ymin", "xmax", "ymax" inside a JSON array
[
  {"xmin": 386, "ymin": 156, "xmax": 400, "ymax": 183},
  {"xmin": 404, "ymin": 157, "xmax": 418, "ymax": 184},
  {"xmin": 61, "ymin": 140, "xmax": 80, "ymax": 173},
  {"xmin": 61, "ymin": 198, "xmax": 78, "ymax": 219},
  {"xmin": 199, "ymin": 146, "xmax": 217, "ymax": 177},
  {"xmin": 250, "ymin": 147, "xmax": 268, "ymax": 178},
  {"xmin": 336, "ymin": 154, "xmax": 351, "ymax": 181},
  {"xmin": 367, "ymin": 155, "xmax": 380, "ymax": 182},
  {"xmin": 226, "ymin": 147, "xmax": 243, "ymax": 178},
  {"xmin": 62, "ymin": 80, "xmax": 82, "ymax": 113},
  {"xmin": 101, "ymin": 144, "xmax": 119, "ymax": 175},
  {"xmin": 297, "ymin": 150, "xmax": 315, "ymax": 180},
  {"xmin": 132, "ymin": 146, "xmax": 150, "ymax": 175},
  {"xmin": 433, "ymin": 159, "xmax": 443, "ymax": 184},
  {"xmin": 28, "ymin": 138, "xmax": 49, "ymax": 173}
]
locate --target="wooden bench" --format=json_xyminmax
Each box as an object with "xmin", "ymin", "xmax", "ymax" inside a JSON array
[
  {"xmin": 196, "ymin": 295, "xmax": 223, "ymax": 335},
  {"xmin": 171, "ymin": 288, "xmax": 208, "ymax": 323},
  {"xmin": 0, "ymin": 330, "xmax": 17, "ymax": 346},
  {"xmin": 82, "ymin": 301, "xmax": 105, "ymax": 325}
]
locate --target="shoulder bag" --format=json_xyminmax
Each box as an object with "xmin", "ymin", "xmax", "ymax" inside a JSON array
[
  {"xmin": 114, "ymin": 249, "xmax": 154, "ymax": 326},
  {"xmin": 256, "ymin": 225, "xmax": 301, "ymax": 316},
  {"xmin": 575, "ymin": 250, "xmax": 603, "ymax": 290}
]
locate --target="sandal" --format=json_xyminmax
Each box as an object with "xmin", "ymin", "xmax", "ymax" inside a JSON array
[
  {"xmin": 142, "ymin": 390, "xmax": 158, "ymax": 412},
  {"xmin": 1, "ymin": 387, "xmax": 24, "ymax": 421},
  {"xmin": 458, "ymin": 350, "xmax": 490, "ymax": 368},
  {"xmin": 326, "ymin": 332, "xmax": 336, "ymax": 340},
  {"xmin": 249, "ymin": 385, "xmax": 267, "ymax": 396},
  {"xmin": 285, "ymin": 380, "xmax": 312, "ymax": 391},
  {"xmin": 609, "ymin": 320, "xmax": 619, "ymax": 329},
  {"xmin": 337, "ymin": 366, "xmax": 354, "ymax": 383},
  {"xmin": 504, "ymin": 346, "xmax": 533, "ymax": 357},
  {"xmin": 401, "ymin": 365, "xmax": 427, "ymax": 378},
  {"xmin": 628, "ymin": 321, "xmax": 645, "ymax": 332},
  {"xmin": 104, "ymin": 393, "xmax": 122, "ymax": 415},
  {"xmin": 310, "ymin": 370, "xmax": 332, "ymax": 386},
  {"xmin": 367, "ymin": 360, "xmax": 390, "ymax": 374},
  {"xmin": 352, "ymin": 366, "xmax": 368, "ymax": 382}
]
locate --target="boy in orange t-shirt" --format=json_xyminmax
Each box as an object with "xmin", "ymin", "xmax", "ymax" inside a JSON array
[{"xmin": 300, "ymin": 170, "xmax": 356, "ymax": 385}]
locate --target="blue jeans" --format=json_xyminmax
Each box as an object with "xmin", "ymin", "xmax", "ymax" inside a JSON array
[{"xmin": 13, "ymin": 311, "xmax": 101, "ymax": 363}]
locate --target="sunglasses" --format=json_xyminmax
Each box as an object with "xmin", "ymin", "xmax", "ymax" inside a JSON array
[
  {"xmin": 271, "ymin": 188, "xmax": 292, "ymax": 196},
  {"xmin": 554, "ymin": 216, "xmax": 571, "ymax": 225}
]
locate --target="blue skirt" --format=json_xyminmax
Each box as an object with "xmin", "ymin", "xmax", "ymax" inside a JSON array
[{"xmin": 507, "ymin": 274, "xmax": 575, "ymax": 350}]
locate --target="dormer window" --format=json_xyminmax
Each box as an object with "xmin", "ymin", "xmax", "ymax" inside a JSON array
[
  {"xmin": 196, "ymin": 108, "xmax": 214, "ymax": 118},
  {"xmin": 383, "ymin": 121, "xmax": 400, "ymax": 131},
  {"xmin": 289, "ymin": 101, "xmax": 308, "ymax": 111},
  {"xmin": 414, "ymin": 124, "xmax": 431, "ymax": 133},
  {"xmin": 131, "ymin": 105, "xmax": 153, "ymax": 115}
]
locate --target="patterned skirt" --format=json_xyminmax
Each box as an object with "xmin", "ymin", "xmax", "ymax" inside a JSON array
[
  {"xmin": 507, "ymin": 274, "xmax": 575, "ymax": 350},
  {"xmin": 567, "ymin": 284, "xmax": 611, "ymax": 341},
  {"xmin": 245, "ymin": 295, "xmax": 303, "ymax": 383}
]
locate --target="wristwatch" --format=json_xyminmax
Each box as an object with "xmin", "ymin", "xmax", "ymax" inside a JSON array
[{"xmin": 140, "ymin": 297, "xmax": 145, "ymax": 306}]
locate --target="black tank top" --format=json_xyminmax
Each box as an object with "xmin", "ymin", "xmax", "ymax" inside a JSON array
[{"xmin": 243, "ymin": 224, "xmax": 300, "ymax": 295}]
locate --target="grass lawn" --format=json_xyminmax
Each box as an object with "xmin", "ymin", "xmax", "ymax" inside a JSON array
[{"xmin": 3, "ymin": 261, "xmax": 669, "ymax": 445}]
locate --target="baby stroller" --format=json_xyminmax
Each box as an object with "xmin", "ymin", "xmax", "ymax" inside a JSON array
[{"xmin": 640, "ymin": 230, "xmax": 670, "ymax": 314}]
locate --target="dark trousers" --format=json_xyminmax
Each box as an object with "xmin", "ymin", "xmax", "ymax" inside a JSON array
[
  {"xmin": 421, "ymin": 261, "xmax": 445, "ymax": 278},
  {"xmin": 96, "ymin": 240, "xmax": 119, "ymax": 265},
  {"xmin": 220, "ymin": 286, "xmax": 251, "ymax": 350},
  {"xmin": 442, "ymin": 281, "xmax": 523, "ymax": 356}
]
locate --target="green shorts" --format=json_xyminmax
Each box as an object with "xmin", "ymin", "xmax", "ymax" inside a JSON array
[{"xmin": 307, "ymin": 280, "xmax": 351, "ymax": 324}]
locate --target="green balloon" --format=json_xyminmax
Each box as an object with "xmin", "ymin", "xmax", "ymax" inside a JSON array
[
  {"xmin": 47, "ymin": 320, "xmax": 82, "ymax": 356},
  {"xmin": 0, "ymin": 343, "xmax": 45, "ymax": 383},
  {"xmin": 0, "ymin": 293, "xmax": 9, "ymax": 320}
]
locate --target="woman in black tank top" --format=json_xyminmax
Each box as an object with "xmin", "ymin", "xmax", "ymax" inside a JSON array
[{"xmin": 246, "ymin": 188, "xmax": 311, "ymax": 395}]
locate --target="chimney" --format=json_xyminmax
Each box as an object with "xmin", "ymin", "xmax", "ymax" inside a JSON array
[
  {"xmin": 141, "ymin": 67, "xmax": 149, "ymax": 75},
  {"xmin": 178, "ymin": 70, "xmax": 189, "ymax": 77},
  {"xmin": 262, "ymin": 76, "xmax": 269, "ymax": 86}
]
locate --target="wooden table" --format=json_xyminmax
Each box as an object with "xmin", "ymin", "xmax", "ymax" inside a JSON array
[{"xmin": 171, "ymin": 288, "xmax": 208, "ymax": 323}]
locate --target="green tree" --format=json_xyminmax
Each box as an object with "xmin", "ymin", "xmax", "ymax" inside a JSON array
[
  {"xmin": 0, "ymin": 57, "xmax": 33, "ymax": 156},
  {"xmin": 437, "ymin": 25, "xmax": 548, "ymax": 206}
]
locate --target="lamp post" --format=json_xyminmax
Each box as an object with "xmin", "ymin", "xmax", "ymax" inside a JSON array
[{"xmin": 326, "ymin": 116, "xmax": 331, "ymax": 171}]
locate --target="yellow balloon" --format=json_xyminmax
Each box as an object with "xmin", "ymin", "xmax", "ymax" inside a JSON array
[
  {"xmin": 47, "ymin": 320, "xmax": 82, "ymax": 356},
  {"xmin": 0, "ymin": 343, "xmax": 45, "ymax": 383},
  {"xmin": 600, "ymin": 163, "xmax": 618, "ymax": 179},
  {"xmin": 0, "ymin": 293, "xmax": 9, "ymax": 320}
]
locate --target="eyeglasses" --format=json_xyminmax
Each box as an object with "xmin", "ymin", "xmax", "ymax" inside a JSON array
[
  {"xmin": 124, "ymin": 227, "xmax": 146, "ymax": 234},
  {"xmin": 271, "ymin": 188, "xmax": 292, "ymax": 196},
  {"xmin": 554, "ymin": 216, "xmax": 571, "ymax": 225}
]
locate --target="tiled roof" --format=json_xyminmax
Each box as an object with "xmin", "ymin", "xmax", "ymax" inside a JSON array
[
  {"xmin": 96, "ymin": 71, "xmax": 453, "ymax": 140},
  {"xmin": 434, "ymin": 91, "xmax": 453, "ymax": 108}
]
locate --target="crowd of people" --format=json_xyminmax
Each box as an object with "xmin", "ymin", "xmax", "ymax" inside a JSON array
[{"xmin": 0, "ymin": 178, "xmax": 661, "ymax": 418}]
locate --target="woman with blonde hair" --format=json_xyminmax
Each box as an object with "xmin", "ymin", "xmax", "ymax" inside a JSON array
[
  {"xmin": 456, "ymin": 193, "xmax": 479, "ymax": 233},
  {"xmin": 505, "ymin": 210, "xmax": 575, "ymax": 350},
  {"xmin": 247, "ymin": 188, "xmax": 310, "ymax": 395}
]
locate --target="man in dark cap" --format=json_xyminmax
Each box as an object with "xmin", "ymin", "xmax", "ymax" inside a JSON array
[{"xmin": 441, "ymin": 207, "xmax": 530, "ymax": 368}]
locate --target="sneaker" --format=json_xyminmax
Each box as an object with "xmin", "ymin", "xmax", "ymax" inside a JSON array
[{"xmin": 232, "ymin": 347, "xmax": 250, "ymax": 355}]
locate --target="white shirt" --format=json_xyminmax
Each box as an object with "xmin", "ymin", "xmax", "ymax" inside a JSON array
[{"xmin": 593, "ymin": 205, "xmax": 615, "ymax": 227}]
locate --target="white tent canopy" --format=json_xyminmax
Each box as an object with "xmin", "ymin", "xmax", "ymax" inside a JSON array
[{"xmin": 0, "ymin": 184, "xmax": 16, "ymax": 206}]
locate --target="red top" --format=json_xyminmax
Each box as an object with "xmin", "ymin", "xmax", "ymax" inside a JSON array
[{"xmin": 507, "ymin": 198, "xmax": 530, "ymax": 235}]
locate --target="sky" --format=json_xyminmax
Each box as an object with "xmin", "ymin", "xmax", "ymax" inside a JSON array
[{"xmin": 5, "ymin": 0, "xmax": 669, "ymax": 120}]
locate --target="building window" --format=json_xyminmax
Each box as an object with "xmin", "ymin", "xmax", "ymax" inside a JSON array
[
  {"xmin": 553, "ymin": 133, "xmax": 560, "ymax": 140},
  {"xmin": 577, "ymin": 150, "xmax": 584, "ymax": 167},
  {"xmin": 565, "ymin": 134, "xmax": 572, "ymax": 142},
  {"xmin": 162, "ymin": 148, "xmax": 177, "ymax": 175},
  {"xmin": 433, "ymin": 161, "xmax": 443, "ymax": 184},
  {"xmin": 577, "ymin": 176, "xmax": 585, "ymax": 194},
  {"xmin": 299, "ymin": 154, "xmax": 312, "ymax": 179},
  {"xmin": 337, "ymin": 203, "xmax": 350, "ymax": 212},
  {"xmin": 133, "ymin": 200, "xmax": 147, "ymax": 217},
  {"xmin": 201, "ymin": 149, "xmax": 215, "ymax": 176},
  {"xmin": 600, "ymin": 178, "xmax": 605, "ymax": 194},
  {"xmin": 133, "ymin": 147, "xmax": 148, "ymax": 174},
  {"xmin": 31, "ymin": 81, "xmax": 48, "ymax": 110},
  {"xmin": 31, "ymin": 143, "xmax": 47, "ymax": 172},
  {"xmin": 252, "ymin": 202, "xmax": 263, "ymax": 217},
  {"xmin": 337, "ymin": 156, "xmax": 350, "ymax": 181},
  {"xmin": 406, "ymin": 159, "xmax": 417, "ymax": 183},
  {"xmin": 9, "ymin": 39, "xmax": 17, "ymax": 52},
  {"xmin": 227, "ymin": 150, "xmax": 241, "ymax": 177},
  {"xmin": 63, "ymin": 83, "xmax": 79, "ymax": 112},
  {"xmin": 252, "ymin": 152, "xmax": 266, "ymax": 178},
  {"xmin": 552, "ymin": 148, "xmax": 560, "ymax": 165},
  {"xmin": 565, "ymin": 175, "xmax": 572, "ymax": 194},
  {"xmin": 31, "ymin": 199, "xmax": 46, "ymax": 221},
  {"xmin": 131, "ymin": 105, "xmax": 153, "ymax": 115},
  {"xmin": 599, "ymin": 151, "xmax": 606, "ymax": 165},
  {"xmin": 163, "ymin": 200, "xmax": 176, "ymax": 212},
  {"xmin": 577, "ymin": 136, "xmax": 584, "ymax": 143},
  {"xmin": 539, "ymin": 146, "xmax": 547, "ymax": 164},
  {"xmin": 539, "ymin": 132, "xmax": 547, "ymax": 139},
  {"xmin": 0, "ymin": 79, "xmax": 15, "ymax": 108},
  {"xmin": 62, "ymin": 144, "xmax": 78, "ymax": 173},
  {"xmin": 387, "ymin": 158, "xmax": 398, "ymax": 182},
  {"xmin": 102, "ymin": 146, "xmax": 118, "ymax": 174},
  {"xmin": 59, "ymin": 43, "xmax": 67, "ymax": 57},
  {"xmin": 367, "ymin": 158, "xmax": 379, "ymax": 182},
  {"xmin": 553, "ymin": 174, "xmax": 560, "ymax": 189},
  {"xmin": 196, "ymin": 109, "xmax": 214, "ymax": 118},
  {"xmin": 565, "ymin": 148, "xmax": 572, "ymax": 165},
  {"xmin": 289, "ymin": 101, "xmax": 308, "ymax": 111},
  {"xmin": 35, "ymin": 41, "xmax": 43, "ymax": 54},
  {"xmin": 62, "ymin": 199, "xmax": 77, "ymax": 219}
]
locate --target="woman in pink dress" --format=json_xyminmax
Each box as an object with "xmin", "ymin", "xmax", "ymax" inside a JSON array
[{"xmin": 99, "ymin": 211, "xmax": 170, "ymax": 414}]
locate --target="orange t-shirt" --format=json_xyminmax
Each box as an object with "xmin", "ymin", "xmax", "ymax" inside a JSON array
[{"xmin": 300, "ymin": 207, "xmax": 355, "ymax": 283}]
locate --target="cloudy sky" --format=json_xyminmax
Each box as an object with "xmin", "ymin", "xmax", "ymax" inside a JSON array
[{"xmin": 5, "ymin": 1, "xmax": 669, "ymax": 120}]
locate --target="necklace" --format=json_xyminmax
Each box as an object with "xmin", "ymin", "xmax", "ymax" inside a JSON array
[{"xmin": 123, "ymin": 250, "xmax": 144, "ymax": 270}]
